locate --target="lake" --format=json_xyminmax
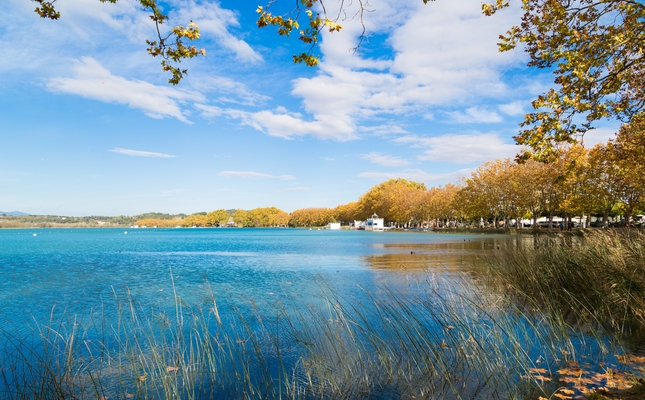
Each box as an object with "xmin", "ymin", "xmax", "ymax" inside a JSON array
[
  {"xmin": 0, "ymin": 228, "xmax": 630, "ymax": 398},
  {"xmin": 0, "ymin": 228, "xmax": 504, "ymax": 321}
]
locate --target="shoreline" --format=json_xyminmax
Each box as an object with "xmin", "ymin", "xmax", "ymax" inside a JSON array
[{"xmin": 0, "ymin": 224, "xmax": 606, "ymax": 237}]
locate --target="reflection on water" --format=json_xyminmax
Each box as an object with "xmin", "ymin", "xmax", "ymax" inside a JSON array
[{"xmin": 363, "ymin": 236, "xmax": 529, "ymax": 271}]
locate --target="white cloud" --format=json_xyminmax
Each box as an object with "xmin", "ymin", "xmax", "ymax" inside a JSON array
[
  {"xmin": 195, "ymin": 76, "xmax": 270, "ymax": 106},
  {"xmin": 242, "ymin": 0, "xmax": 525, "ymax": 141},
  {"xmin": 321, "ymin": 157, "xmax": 336, "ymax": 161},
  {"xmin": 358, "ymin": 168, "xmax": 472, "ymax": 184},
  {"xmin": 361, "ymin": 152, "xmax": 410, "ymax": 167},
  {"xmin": 109, "ymin": 148, "xmax": 176, "ymax": 158},
  {"xmin": 174, "ymin": 0, "xmax": 263, "ymax": 64},
  {"xmin": 499, "ymin": 101, "xmax": 526, "ymax": 116},
  {"xmin": 231, "ymin": 109, "xmax": 357, "ymax": 141},
  {"xmin": 281, "ymin": 187, "xmax": 311, "ymax": 192},
  {"xmin": 395, "ymin": 132, "xmax": 520, "ymax": 164},
  {"xmin": 446, "ymin": 107, "xmax": 503, "ymax": 123},
  {"xmin": 195, "ymin": 104, "xmax": 224, "ymax": 118},
  {"xmin": 196, "ymin": 105, "xmax": 357, "ymax": 140},
  {"xmin": 580, "ymin": 127, "xmax": 618, "ymax": 147},
  {"xmin": 360, "ymin": 124, "xmax": 408, "ymax": 137},
  {"xmin": 47, "ymin": 57, "xmax": 204, "ymax": 123},
  {"xmin": 218, "ymin": 171, "xmax": 295, "ymax": 180}
]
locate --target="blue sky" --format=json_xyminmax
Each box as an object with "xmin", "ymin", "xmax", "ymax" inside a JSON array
[{"xmin": 0, "ymin": 0, "xmax": 617, "ymax": 216}]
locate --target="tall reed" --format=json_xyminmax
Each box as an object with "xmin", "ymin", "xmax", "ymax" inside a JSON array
[
  {"xmin": 486, "ymin": 229, "xmax": 645, "ymax": 345},
  {"xmin": 0, "ymin": 270, "xmax": 611, "ymax": 399}
]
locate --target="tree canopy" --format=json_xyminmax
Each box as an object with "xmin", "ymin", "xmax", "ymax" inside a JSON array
[
  {"xmin": 33, "ymin": 0, "xmax": 205, "ymax": 84},
  {"xmin": 485, "ymin": 0, "xmax": 645, "ymax": 161}
]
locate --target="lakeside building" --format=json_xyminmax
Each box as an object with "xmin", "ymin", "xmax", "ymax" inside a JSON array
[
  {"xmin": 328, "ymin": 222, "xmax": 341, "ymax": 230},
  {"xmin": 365, "ymin": 214, "xmax": 385, "ymax": 231}
]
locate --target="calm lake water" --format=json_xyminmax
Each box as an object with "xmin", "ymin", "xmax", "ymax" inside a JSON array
[
  {"xmin": 0, "ymin": 228, "xmax": 504, "ymax": 325},
  {"xmin": 0, "ymin": 228, "xmax": 628, "ymax": 398}
]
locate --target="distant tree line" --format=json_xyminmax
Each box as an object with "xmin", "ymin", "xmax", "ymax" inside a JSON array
[
  {"xmin": 4, "ymin": 128, "xmax": 643, "ymax": 230},
  {"xmin": 142, "ymin": 130, "xmax": 643, "ymax": 229}
]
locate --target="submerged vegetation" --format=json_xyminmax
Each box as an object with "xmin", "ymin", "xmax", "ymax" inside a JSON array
[{"xmin": 3, "ymin": 230, "xmax": 645, "ymax": 399}]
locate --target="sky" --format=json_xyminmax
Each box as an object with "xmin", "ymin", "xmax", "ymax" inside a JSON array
[{"xmin": 0, "ymin": 0, "xmax": 619, "ymax": 216}]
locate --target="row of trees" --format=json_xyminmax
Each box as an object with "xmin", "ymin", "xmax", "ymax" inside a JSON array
[{"xmin": 134, "ymin": 207, "xmax": 291, "ymax": 228}]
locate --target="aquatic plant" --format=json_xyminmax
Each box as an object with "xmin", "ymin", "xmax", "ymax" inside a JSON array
[
  {"xmin": 488, "ymin": 229, "xmax": 645, "ymax": 342},
  {"xmin": 1, "ymin": 268, "xmax": 631, "ymax": 400}
]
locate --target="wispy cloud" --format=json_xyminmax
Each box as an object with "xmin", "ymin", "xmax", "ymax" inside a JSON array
[
  {"xmin": 320, "ymin": 157, "xmax": 336, "ymax": 161},
  {"xmin": 47, "ymin": 57, "xmax": 204, "ymax": 123},
  {"xmin": 175, "ymin": 1, "xmax": 263, "ymax": 64},
  {"xmin": 361, "ymin": 152, "xmax": 410, "ymax": 167},
  {"xmin": 110, "ymin": 147, "xmax": 176, "ymax": 158},
  {"xmin": 233, "ymin": 108, "xmax": 357, "ymax": 141},
  {"xmin": 499, "ymin": 101, "xmax": 525, "ymax": 116},
  {"xmin": 193, "ymin": 76, "xmax": 270, "ymax": 106},
  {"xmin": 218, "ymin": 171, "xmax": 295, "ymax": 180},
  {"xmin": 235, "ymin": 0, "xmax": 524, "ymax": 141},
  {"xmin": 281, "ymin": 187, "xmax": 311, "ymax": 192},
  {"xmin": 446, "ymin": 107, "xmax": 503, "ymax": 123},
  {"xmin": 358, "ymin": 168, "xmax": 472, "ymax": 184},
  {"xmin": 395, "ymin": 132, "xmax": 520, "ymax": 164}
]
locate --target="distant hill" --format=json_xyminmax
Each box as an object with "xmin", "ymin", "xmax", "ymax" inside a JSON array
[{"xmin": 0, "ymin": 211, "xmax": 29, "ymax": 216}]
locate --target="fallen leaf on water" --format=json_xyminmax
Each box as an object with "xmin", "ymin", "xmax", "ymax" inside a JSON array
[
  {"xmin": 553, "ymin": 393, "xmax": 571, "ymax": 400},
  {"xmin": 529, "ymin": 368, "xmax": 548, "ymax": 374},
  {"xmin": 166, "ymin": 366, "xmax": 179, "ymax": 372},
  {"xmin": 557, "ymin": 367, "xmax": 583, "ymax": 376},
  {"xmin": 616, "ymin": 353, "xmax": 645, "ymax": 364},
  {"xmin": 137, "ymin": 375, "xmax": 147, "ymax": 382}
]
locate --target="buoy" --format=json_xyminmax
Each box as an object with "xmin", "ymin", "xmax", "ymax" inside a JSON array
[
  {"xmin": 124, "ymin": 231, "xmax": 128, "ymax": 235},
  {"xmin": 32, "ymin": 233, "xmax": 37, "ymax": 237}
]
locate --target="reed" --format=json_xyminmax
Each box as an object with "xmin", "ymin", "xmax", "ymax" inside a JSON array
[
  {"xmin": 487, "ymin": 229, "xmax": 645, "ymax": 343},
  {"xmin": 3, "ymin": 232, "xmax": 645, "ymax": 399}
]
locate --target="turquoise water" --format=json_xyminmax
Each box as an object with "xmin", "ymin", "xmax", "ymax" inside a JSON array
[
  {"xmin": 0, "ymin": 228, "xmax": 493, "ymax": 332},
  {"xmin": 0, "ymin": 228, "xmax": 622, "ymax": 398}
]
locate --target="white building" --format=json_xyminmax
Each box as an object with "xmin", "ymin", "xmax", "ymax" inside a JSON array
[
  {"xmin": 365, "ymin": 214, "xmax": 385, "ymax": 231},
  {"xmin": 328, "ymin": 222, "xmax": 341, "ymax": 230}
]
